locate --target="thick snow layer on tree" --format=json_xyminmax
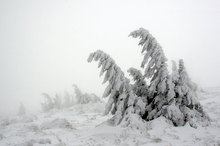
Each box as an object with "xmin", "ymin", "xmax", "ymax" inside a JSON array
[
  {"xmin": 0, "ymin": 87, "xmax": 220, "ymax": 146},
  {"xmin": 88, "ymin": 50, "xmax": 137, "ymax": 125},
  {"xmin": 87, "ymin": 28, "xmax": 209, "ymax": 127}
]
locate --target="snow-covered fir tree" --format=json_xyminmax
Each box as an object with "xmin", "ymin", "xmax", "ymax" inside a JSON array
[
  {"xmin": 41, "ymin": 93, "xmax": 54, "ymax": 112},
  {"xmin": 73, "ymin": 84, "xmax": 101, "ymax": 104},
  {"xmin": 64, "ymin": 91, "xmax": 72, "ymax": 108},
  {"xmin": 129, "ymin": 28, "xmax": 176, "ymax": 122},
  {"xmin": 41, "ymin": 85, "xmax": 101, "ymax": 112},
  {"xmin": 18, "ymin": 102, "xmax": 26, "ymax": 115},
  {"xmin": 54, "ymin": 93, "xmax": 62, "ymax": 109},
  {"xmin": 175, "ymin": 59, "xmax": 209, "ymax": 127},
  {"xmin": 171, "ymin": 60, "xmax": 179, "ymax": 83},
  {"xmin": 88, "ymin": 50, "xmax": 138, "ymax": 125},
  {"xmin": 175, "ymin": 59, "xmax": 198, "ymax": 106},
  {"xmin": 127, "ymin": 67, "xmax": 148, "ymax": 98},
  {"xmin": 73, "ymin": 84, "xmax": 83, "ymax": 104},
  {"xmin": 88, "ymin": 28, "xmax": 209, "ymax": 127}
]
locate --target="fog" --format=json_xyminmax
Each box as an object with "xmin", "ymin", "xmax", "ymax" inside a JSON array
[{"xmin": 0, "ymin": 0, "xmax": 220, "ymax": 116}]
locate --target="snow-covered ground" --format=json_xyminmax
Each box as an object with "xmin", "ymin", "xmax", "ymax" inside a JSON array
[{"xmin": 0, "ymin": 87, "xmax": 220, "ymax": 146}]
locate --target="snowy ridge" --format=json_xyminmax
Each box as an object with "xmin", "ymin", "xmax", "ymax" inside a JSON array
[{"xmin": 0, "ymin": 88, "xmax": 220, "ymax": 146}]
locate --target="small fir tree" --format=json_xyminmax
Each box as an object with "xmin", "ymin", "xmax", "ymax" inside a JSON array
[{"xmin": 18, "ymin": 102, "xmax": 26, "ymax": 115}]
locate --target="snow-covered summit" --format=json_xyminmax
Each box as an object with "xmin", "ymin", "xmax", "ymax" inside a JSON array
[{"xmin": 0, "ymin": 87, "xmax": 220, "ymax": 146}]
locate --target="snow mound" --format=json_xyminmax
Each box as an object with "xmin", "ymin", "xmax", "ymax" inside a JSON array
[
  {"xmin": 146, "ymin": 116, "xmax": 173, "ymax": 130},
  {"xmin": 40, "ymin": 118, "xmax": 73, "ymax": 130},
  {"xmin": 23, "ymin": 138, "xmax": 51, "ymax": 146}
]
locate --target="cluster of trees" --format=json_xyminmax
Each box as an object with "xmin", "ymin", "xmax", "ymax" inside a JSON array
[
  {"xmin": 88, "ymin": 28, "xmax": 209, "ymax": 128},
  {"xmin": 41, "ymin": 84, "xmax": 100, "ymax": 112}
]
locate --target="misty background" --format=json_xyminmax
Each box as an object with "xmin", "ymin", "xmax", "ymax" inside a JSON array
[{"xmin": 0, "ymin": 0, "xmax": 220, "ymax": 116}]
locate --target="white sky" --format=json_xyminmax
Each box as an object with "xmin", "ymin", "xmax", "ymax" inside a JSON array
[{"xmin": 0, "ymin": 0, "xmax": 220, "ymax": 116}]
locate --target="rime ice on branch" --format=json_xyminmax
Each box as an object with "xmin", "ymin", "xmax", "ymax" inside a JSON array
[
  {"xmin": 129, "ymin": 28, "xmax": 176, "ymax": 122},
  {"xmin": 127, "ymin": 67, "xmax": 148, "ymax": 98}
]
